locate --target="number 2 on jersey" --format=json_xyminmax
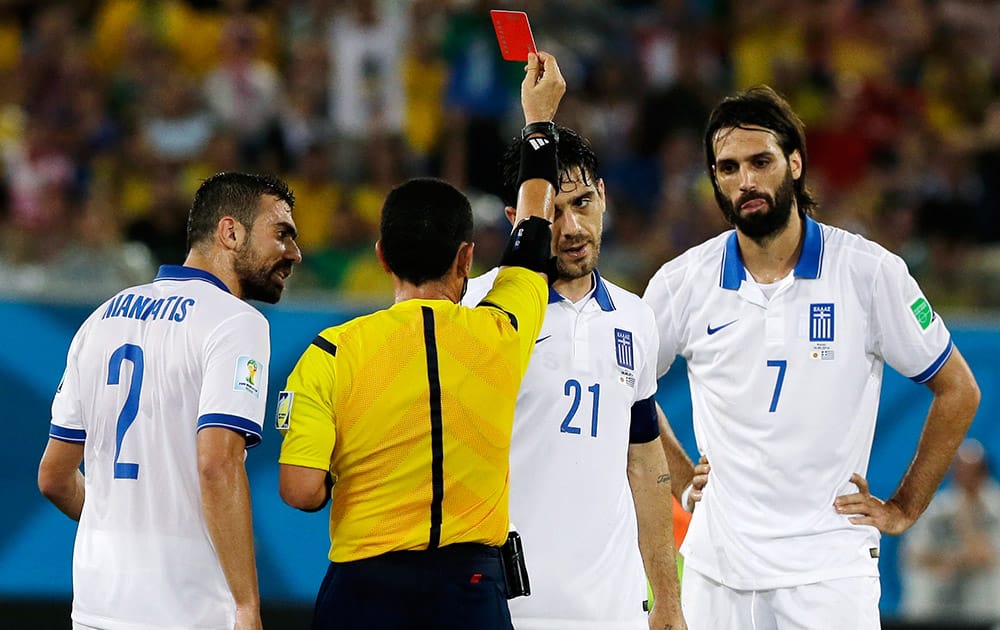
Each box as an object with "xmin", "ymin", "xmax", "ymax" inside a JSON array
[
  {"xmin": 108, "ymin": 344, "xmax": 144, "ymax": 479},
  {"xmin": 766, "ymin": 359, "xmax": 787, "ymax": 413},
  {"xmin": 560, "ymin": 379, "xmax": 600, "ymax": 437}
]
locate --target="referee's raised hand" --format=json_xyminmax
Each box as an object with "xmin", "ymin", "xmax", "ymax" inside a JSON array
[{"xmin": 522, "ymin": 51, "xmax": 565, "ymax": 124}]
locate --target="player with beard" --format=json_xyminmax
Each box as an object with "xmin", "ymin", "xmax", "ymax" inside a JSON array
[
  {"xmin": 463, "ymin": 127, "xmax": 686, "ymax": 630},
  {"xmin": 38, "ymin": 172, "xmax": 301, "ymax": 630},
  {"xmin": 643, "ymin": 85, "xmax": 981, "ymax": 628}
]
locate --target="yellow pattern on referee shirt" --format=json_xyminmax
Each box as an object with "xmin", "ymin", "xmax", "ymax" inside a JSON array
[{"xmin": 279, "ymin": 267, "xmax": 546, "ymax": 562}]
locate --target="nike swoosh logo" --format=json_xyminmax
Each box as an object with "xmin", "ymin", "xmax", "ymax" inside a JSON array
[
  {"xmin": 535, "ymin": 335, "xmax": 552, "ymax": 344},
  {"xmin": 706, "ymin": 320, "xmax": 738, "ymax": 335}
]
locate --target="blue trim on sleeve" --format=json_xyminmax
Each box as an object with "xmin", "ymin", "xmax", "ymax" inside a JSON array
[
  {"xmin": 49, "ymin": 424, "xmax": 86, "ymax": 443},
  {"xmin": 197, "ymin": 413, "xmax": 263, "ymax": 448},
  {"xmin": 629, "ymin": 397, "xmax": 659, "ymax": 444},
  {"xmin": 911, "ymin": 339, "xmax": 954, "ymax": 384},
  {"xmin": 155, "ymin": 265, "xmax": 231, "ymax": 293}
]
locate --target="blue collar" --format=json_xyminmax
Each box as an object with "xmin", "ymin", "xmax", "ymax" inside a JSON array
[
  {"xmin": 548, "ymin": 269, "xmax": 616, "ymax": 311},
  {"xmin": 719, "ymin": 215, "xmax": 824, "ymax": 290},
  {"xmin": 154, "ymin": 265, "xmax": 231, "ymax": 293}
]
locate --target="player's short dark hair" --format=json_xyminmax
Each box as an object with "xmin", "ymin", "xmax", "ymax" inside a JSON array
[
  {"xmin": 704, "ymin": 86, "xmax": 818, "ymax": 215},
  {"xmin": 187, "ymin": 172, "xmax": 295, "ymax": 250},
  {"xmin": 500, "ymin": 126, "xmax": 599, "ymax": 207},
  {"xmin": 379, "ymin": 178, "xmax": 474, "ymax": 285}
]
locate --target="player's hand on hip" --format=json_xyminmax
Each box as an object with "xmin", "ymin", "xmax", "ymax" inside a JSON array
[
  {"xmin": 834, "ymin": 473, "xmax": 912, "ymax": 535},
  {"xmin": 521, "ymin": 51, "xmax": 565, "ymax": 124},
  {"xmin": 687, "ymin": 456, "xmax": 710, "ymax": 512}
]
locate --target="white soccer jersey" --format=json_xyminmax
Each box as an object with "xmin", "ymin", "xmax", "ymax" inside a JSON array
[
  {"xmin": 49, "ymin": 265, "xmax": 270, "ymax": 630},
  {"xmin": 643, "ymin": 217, "xmax": 953, "ymax": 590},
  {"xmin": 465, "ymin": 269, "xmax": 659, "ymax": 629}
]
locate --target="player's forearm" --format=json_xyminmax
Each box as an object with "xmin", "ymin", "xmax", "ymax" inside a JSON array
[
  {"xmin": 38, "ymin": 439, "xmax": 86, "ymax": 521},
  {"xmin": 200, "ymin": 454, "xmax": 261, "ymax": 612},
  {"xmin": 891, "ymin": 354, "xmax": 980, "ymax": 523},
  {"xmin": 514, "ymin": 177, "xmax": 557, "ymax": 225},
  {"xmin": 628, "ymin": 442, "xmax": 682, "ymax": 612},
  {"xmin": 656, "ymin": 404, "xmax": 695, "ymax": 502}
]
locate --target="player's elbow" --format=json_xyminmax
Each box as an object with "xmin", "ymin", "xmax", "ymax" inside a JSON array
[
  {"xmin": 197, "ymin": 448, "xmax": 244, "ymax": 488},
  {"xmin": 965, "ymin": 377, "xmax": 982, "ymax": 412},
  {"xmin": 37, "ymin": 463, "xmax": 71, "ymax": 504},
  {"xmin": 37, "ymin": 466, "xmax": 59, "ymax": 501}
]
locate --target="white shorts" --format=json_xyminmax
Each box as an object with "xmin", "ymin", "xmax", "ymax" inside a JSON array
[{"xmin": 681, "ymin": 568, "xmax": 881, "ymax": 630}]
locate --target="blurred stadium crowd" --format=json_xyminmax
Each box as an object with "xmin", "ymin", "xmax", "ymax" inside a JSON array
[{"xmin": 0, "ymin": 0, "xmax": 996, "ymax": 308}]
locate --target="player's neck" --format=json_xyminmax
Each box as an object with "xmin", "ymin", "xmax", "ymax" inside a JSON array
[
  {"xmin": 182, "ymin": 250, "xmax": 243, "ymax": 299},
  {"xmin": 552, "ymin": 271, "xmax": 594, "ymax": 304},
  {"xmin": 737, "ymin": 210, "xmax": 804, "ymax": 285}
]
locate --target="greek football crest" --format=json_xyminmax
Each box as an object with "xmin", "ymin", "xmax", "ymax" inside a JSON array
[
  {"xmin": 614, "ymin": 328, "xmax": 634, "ymax": 370},
  {"xmin": 809, "ymin": 303, "xmax": 834, "ymax": 342}
]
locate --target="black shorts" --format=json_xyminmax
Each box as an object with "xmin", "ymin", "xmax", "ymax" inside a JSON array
[{"xmin": 311, "ymin": 543, "xmax": 512, "ymax": 630}]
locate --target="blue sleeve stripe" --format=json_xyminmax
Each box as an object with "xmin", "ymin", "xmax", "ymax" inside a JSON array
[
  {"xmin": 49, "ymin": 424, "xmax": 86, "ymax": 443},
  {"xmin": 629, "ymin": 397, "xmax": 659, "ymax": 444},
  {"xmin": 197, "ymin": 413, "xmax": 263, "ymax": 448},
  {"xmin": 910, "ymin": 338, "xmax": 954, "ymax": 384}
]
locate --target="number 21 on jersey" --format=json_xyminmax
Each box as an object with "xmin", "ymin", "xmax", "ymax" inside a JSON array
[{"xmin": 560, "ymin": 379, "xmax": 601, "ymax": 437}]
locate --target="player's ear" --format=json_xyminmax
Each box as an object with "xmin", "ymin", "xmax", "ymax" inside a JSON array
[
  {"xmin": 374, "ymin": 240, "xmax": 392, "ymax": 274},
  {"xmin": 218, "ymin": 216, "xmax": 243, "ymax": 252},
  {"xmin": 789, "ymin": 149, "xmax": 803, "ymax": 180}
]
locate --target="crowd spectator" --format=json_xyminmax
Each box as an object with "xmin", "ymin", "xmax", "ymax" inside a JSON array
[
  {"xmin": 0, "ymin": 0, "xmax": 995, "ymax": 314},
  {"xmin": 900, "ymin": 439, "xmax": 1000, "ymax": 624}
]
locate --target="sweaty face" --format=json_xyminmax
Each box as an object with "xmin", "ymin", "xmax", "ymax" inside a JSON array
[
  {"xmin": 712, "ymin": 126, "xmax": 800, "ymax": 242},
  {"xmin": 234, "ymin": 195, "xmax": 301, "ymax": 304},
  {"xmin": 552, "ymin": 167, "xmax": 605, "ymax": 281}
]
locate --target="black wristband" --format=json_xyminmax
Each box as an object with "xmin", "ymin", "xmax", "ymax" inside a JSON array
[
  {"xmin": 499, "ymin": 216, "xmax": 554, "ymax": 273},
  {"xmin": 517, "ymin": 132, "xmax": 560, "ymax": 192},
  {"xmin": 521, "ymin": 121, "xmax": 559, "ymax": 143}
]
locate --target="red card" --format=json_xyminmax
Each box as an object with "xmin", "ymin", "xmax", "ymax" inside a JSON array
[{"xmin": 490, "ymin": 10, "xmax": 537, "ymax": 62}]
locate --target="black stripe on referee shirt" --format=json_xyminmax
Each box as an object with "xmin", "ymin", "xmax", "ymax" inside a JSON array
[
  {"xmin": 311, "ymin": 335, "xmax": 337, "ymax": 356},
  {"xmin": 421, "ymin": 306, "xmax": 445, "ymax": 549},
  {"xmin": 477, "ymin": 300, "xmax": 518, "ymax": 331}
]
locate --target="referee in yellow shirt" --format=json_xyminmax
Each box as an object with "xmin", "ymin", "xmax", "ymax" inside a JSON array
[{"xmin": 278, "ymin": 52, "xmax": 566, "ymax": 629}]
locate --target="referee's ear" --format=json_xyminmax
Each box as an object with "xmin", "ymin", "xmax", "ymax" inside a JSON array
[
  {"xmin": 375, "ymin": 240, "xmax": 391, "ymax": 274},
  {"xmin": 456, "ymin": 241, "xmax": 475, "ymax": 278}
]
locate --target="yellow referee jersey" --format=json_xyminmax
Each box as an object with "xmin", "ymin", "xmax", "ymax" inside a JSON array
[{"xmin": 278, "ymin": 267, "xmax": 547, "ymax": 562}]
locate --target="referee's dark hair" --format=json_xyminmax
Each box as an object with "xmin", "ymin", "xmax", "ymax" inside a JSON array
[
  {"xmin": 187, "ymin": 172, "xmax": 296, "ymax": 250},
  {"xmin": 379, "ymin": 178, "xmax": 474, "ymax": 285},
  {"xmin": 499, "ymin": 126, "xmax": 598, "ymax": 208}
]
